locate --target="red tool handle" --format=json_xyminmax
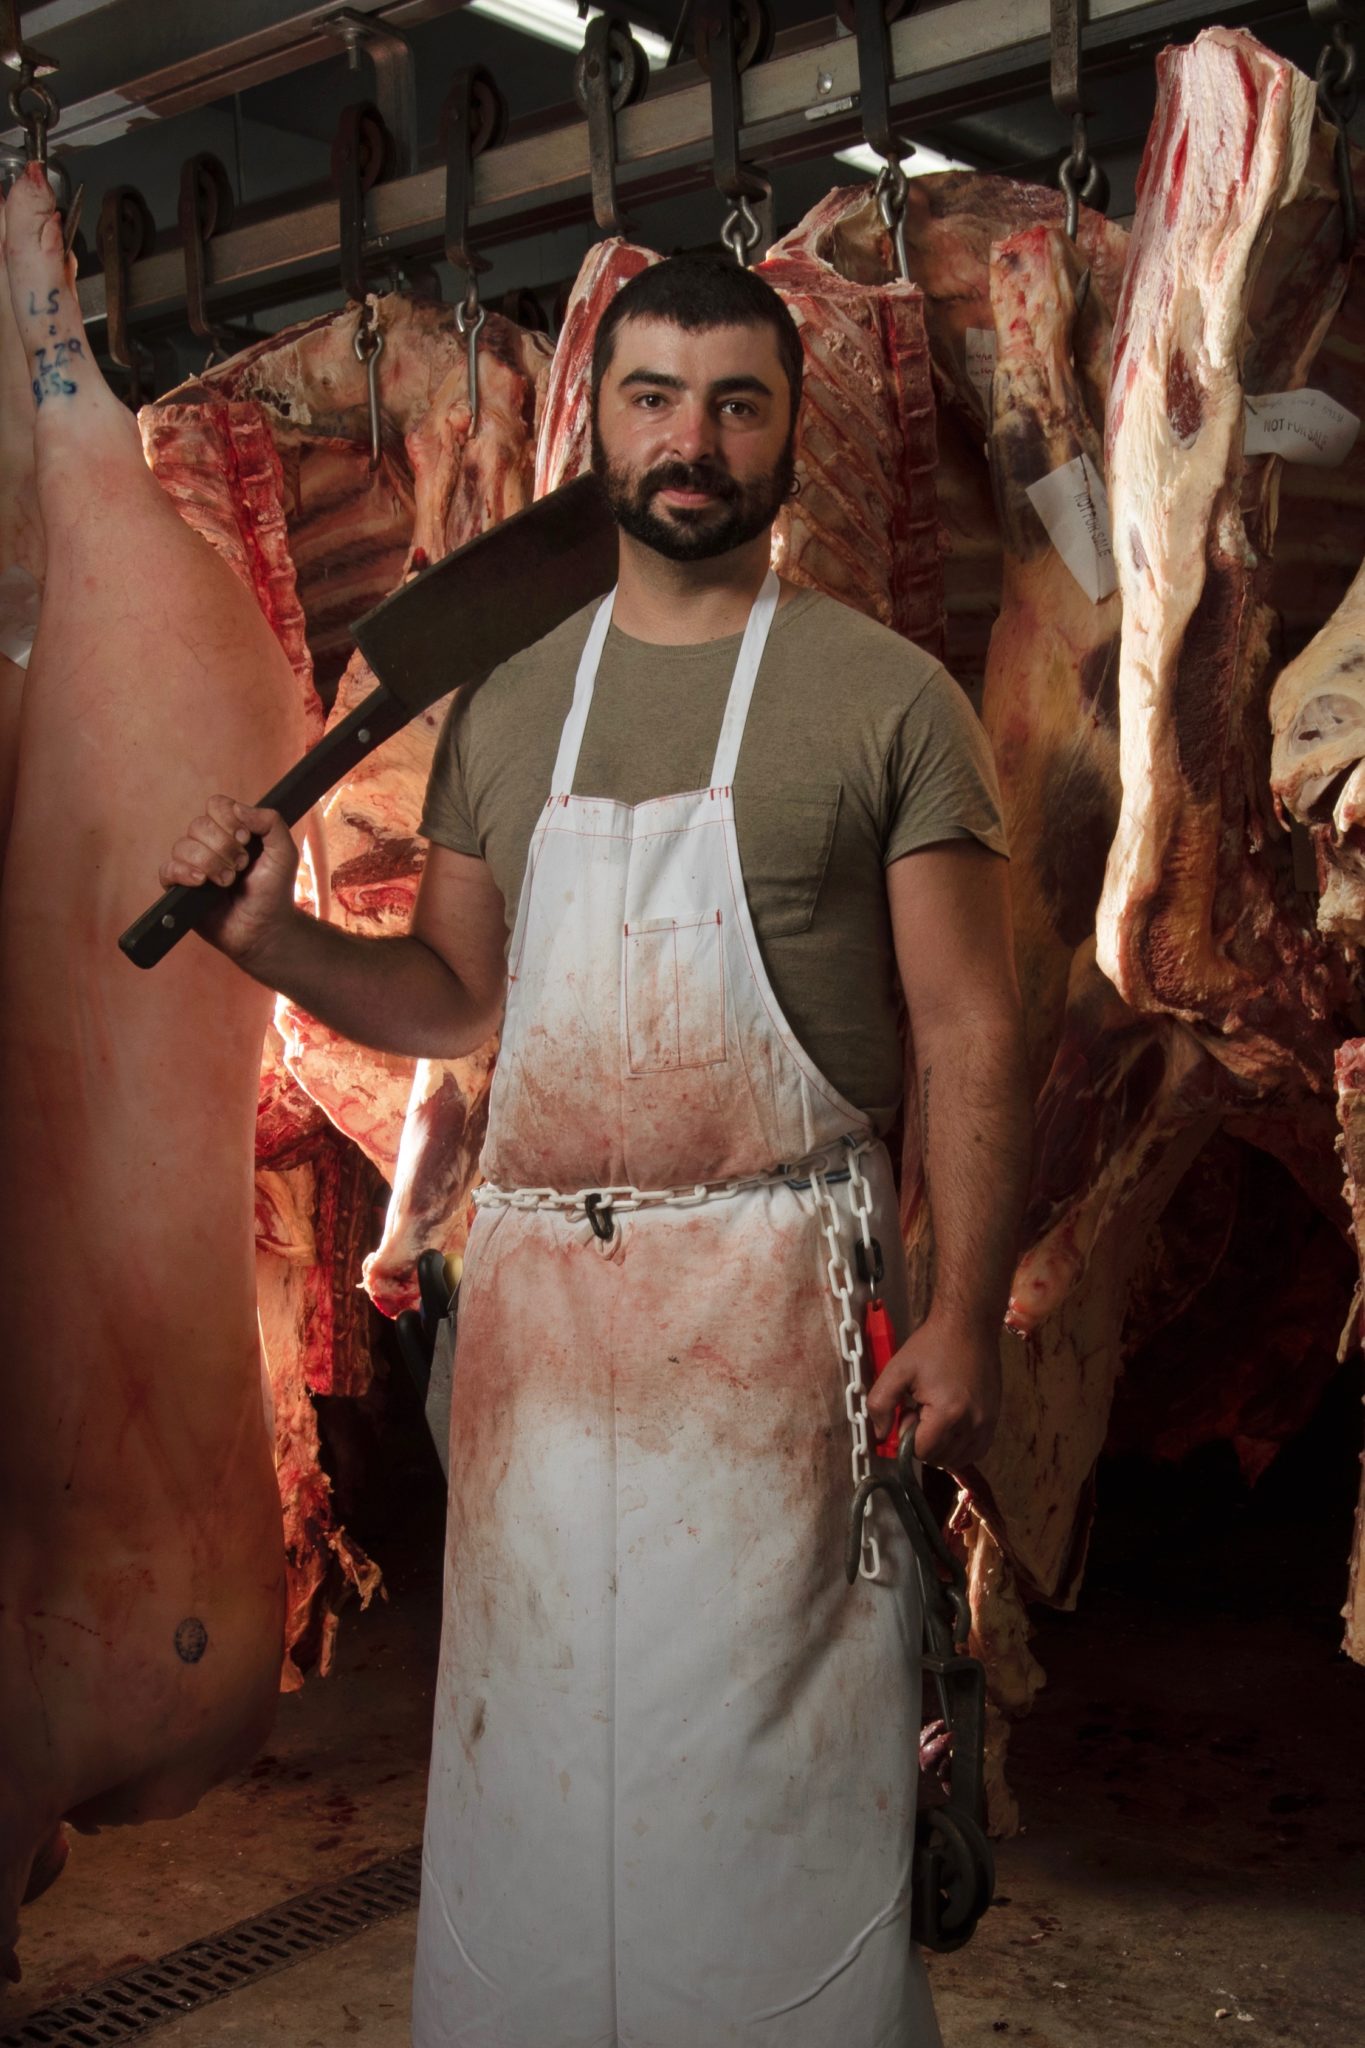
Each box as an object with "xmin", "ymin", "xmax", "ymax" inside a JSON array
[{"xmin": 865, "ymin": 1295, "xmax": 903, "ymax": 1458}]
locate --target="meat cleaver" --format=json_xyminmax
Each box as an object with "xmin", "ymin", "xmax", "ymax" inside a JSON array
[{"xmin": 119, "ymin": 472, "xmax": 616, "ymax": 970}]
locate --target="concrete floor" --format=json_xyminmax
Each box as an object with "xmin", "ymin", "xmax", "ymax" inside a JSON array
[{"xmin": 5, "ymin": 1423, "xmax": 1365, "ymax": 2048}]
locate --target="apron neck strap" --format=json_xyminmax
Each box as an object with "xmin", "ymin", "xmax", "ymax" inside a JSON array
[
  {"xmin": 548, "ymin": 568, "xmax": 783, "ymax": 798},
  {"xmin": 550, "ymin": 588, "xmax": 617, "ymax": 795},
  {"xmin": 708, "ymin": 568, "xmax": 779, "ymax": 789}
]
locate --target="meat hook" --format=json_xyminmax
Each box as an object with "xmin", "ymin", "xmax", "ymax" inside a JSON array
[
  {"xmin": 442, "ymin": 67, "xmax": 506, "ymax": 433},
  {"xmin": 354, "ymin": 297, "xmax": 386, "ymax": 470},
  {"xmin": 873, "ymin": 156, "xmax": 911, "ymax": 284},
  {"xmin": 721, "ymin": 192, "xmax": 764, "ymax": 266},
  {"xmin": 698, "ymin": 0, "xmax": 772, "ymax": 263},
  {"xmin": 848, "ymin": 0, "xmax": 914, "ymax": 281},
  {"xmin": 455, "ymin": 278, "xmax": 485, "ymax": 437}
]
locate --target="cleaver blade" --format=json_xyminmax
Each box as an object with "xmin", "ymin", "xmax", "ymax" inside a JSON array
[{"xmin": 119, "ymin": 473, "xmax": 616, "ymax": 971}]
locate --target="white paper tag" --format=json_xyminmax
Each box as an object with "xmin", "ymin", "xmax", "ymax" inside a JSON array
[
  {"xmin": 1025, "ymin": 453, "xmax": 1118, "ymax": 603},
  {"xmin": 1244, "ymin": 388, "xmax": 1360, "ymax": 466},
  {"xmin": 965, "ymin": 327, "xmax": 996, "ymax": 407},
  {"xmin": 0, "ymin": 562, "xmax": 40, "ymax": 668}
]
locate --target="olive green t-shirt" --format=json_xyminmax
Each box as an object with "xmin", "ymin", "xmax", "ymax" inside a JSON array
[{"xmin": 420, "ymin": 586, "xmax": 1007, "ymax": 1130}]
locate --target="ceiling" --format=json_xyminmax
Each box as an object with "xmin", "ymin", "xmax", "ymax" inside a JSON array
[{"xmin": 1, "ymin": 0, "xmax": 1348, "ymax": 391}]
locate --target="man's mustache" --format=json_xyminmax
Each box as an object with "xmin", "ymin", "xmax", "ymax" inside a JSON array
[{"xmin": 639, "ymin": 462, "xmax": 741, "ymax": 503}]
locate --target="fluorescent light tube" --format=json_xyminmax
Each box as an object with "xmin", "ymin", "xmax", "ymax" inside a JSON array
[
  {"xmin": 833, "ymin": 142, "xmax": 969, "ymax": 178},
  {"xmin": 466, "ymin": 0, "xmax": 671, "ymax": 64}
]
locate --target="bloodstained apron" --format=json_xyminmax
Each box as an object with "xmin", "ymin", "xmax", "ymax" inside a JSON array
[{"xmin": 411, "ymin": 573, "xmax": 941, "ymax": 2048}]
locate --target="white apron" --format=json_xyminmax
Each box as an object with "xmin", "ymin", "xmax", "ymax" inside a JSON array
[{"xmin": 412, "ymin": 573, "xmax": 941, "ymax": 2048}]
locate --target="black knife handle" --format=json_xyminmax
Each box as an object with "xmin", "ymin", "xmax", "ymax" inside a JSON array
[
  {"xmin": 119, "ymin": 839, "xmax": 263, "ymax": 970},
  {"xmin": 118, "ymin": 688, "xmax": 406, "ymax": 972}
]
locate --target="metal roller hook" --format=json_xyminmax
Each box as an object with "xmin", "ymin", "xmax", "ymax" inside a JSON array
[{"xmin": 9, "ymin": 62, "xmax": 57, "ymax": 166}]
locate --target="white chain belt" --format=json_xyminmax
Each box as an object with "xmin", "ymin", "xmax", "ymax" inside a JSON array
[
  {"xmin": 477, "ymin": 1134, "xmax": 887, "ymax": 1583},
  {"xmin": 474, "ymin": 1145, "xmax": 849, "ymax": 1219}
]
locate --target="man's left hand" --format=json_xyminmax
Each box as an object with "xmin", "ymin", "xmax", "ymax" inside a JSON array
[{"xmin": 865, "ymin": 1313, "xmax": 1001, "ymax": 1471}]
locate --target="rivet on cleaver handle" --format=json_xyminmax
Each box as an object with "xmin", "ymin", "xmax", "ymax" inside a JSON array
[
  {"xmin": 117, "ymin": 690, "xmax": 408, "ymax": 970},
  {"xmin": 118, "ymin": 474, "xmax": 618, "ymax": 971}
]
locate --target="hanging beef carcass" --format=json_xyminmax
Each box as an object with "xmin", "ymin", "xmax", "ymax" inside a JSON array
[
  {"xmin": 255, "ymin": 1024, "xmax": 385, "ymax": 1684},
  {"xmin": 783, "ymin": 183, "xmax": 1129, "ymax": 1826},
  {"xmin": 309, "ymin": 307, "xmax": 550, "ymax": 1313},
  {"xmin": 1334, "ymin": 1042, "xmax": 1365, "ymax": 1661},
  {"xmin": 757, "ymin": 197, "xmax": 942, "ymax": 651},
  {"xmin": 1270, "ymin": 552, "xmax": 1365, "ymax": 939},
  {"xmin": 1030, "ymin": 42, "xmax": 1361, "ymax": 1319},
  {"xmin": 974, "ymin": 27, "xmax": 1365, "ymax": 1789},
  {"xmin": 0, "ymin": 167, "xmax": 308, "ymax": 1971},
  {"xmin": 536, "ymin": 218, "xmax": 945, "ymax": 649},
  {"xmin": 535, "ymin": 238, "xmax": 659, "ymax": 495},
  {"xmin": 143, "ymin": 355, "xmax": 375, "ymax": 1678},
  {"xmin": 151, "ymin": 296, "xmax": 552, "ymax": 1320},
  {"xmin": 898, "ymin": 172, "xmax": 1129, "ymax": 696},
  {"xmin": 1098, "ymin": 27, "xmax": 1354, "ymax": 1087},
  {"xmin": 880, "ymin": 108, "xmax": 1362, "ymax": 1816},
  {"xmin": 976, "ymin": 225, "xmax": 1122, "ymax": 1091}
]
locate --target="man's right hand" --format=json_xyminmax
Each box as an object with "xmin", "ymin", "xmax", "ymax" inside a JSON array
[{"xmin": 158, "ymin": 796, "xmax": 298, "ymax": 967}]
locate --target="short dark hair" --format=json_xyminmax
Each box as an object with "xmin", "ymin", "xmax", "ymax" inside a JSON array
[{"xmin": 589, "ymin": 254, "xmax": 803, "ymax": 424}]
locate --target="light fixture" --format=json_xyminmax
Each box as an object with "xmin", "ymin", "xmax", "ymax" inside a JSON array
[
  {"xmin": 466, "ymin": 0, "xmax": 671, "ymax": 64},
  {"xmin": 833, "ymin": 142, "xmax": 970, "ymax": 178}
]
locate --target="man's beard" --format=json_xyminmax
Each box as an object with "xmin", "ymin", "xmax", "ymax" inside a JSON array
[{"xmin": 591, "ymin": 426, "xmax": 795, "ymax": 563}]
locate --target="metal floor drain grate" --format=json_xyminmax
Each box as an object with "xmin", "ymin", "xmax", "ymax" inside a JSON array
[{"xmin": 1, "ymin": 1844, "xmax": 422, "ymax": 2046}]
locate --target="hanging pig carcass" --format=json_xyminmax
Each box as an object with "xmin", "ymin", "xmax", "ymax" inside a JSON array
[{"xmin": 0, "ymin": 166, "xmax": 311, "ymax": 1972}]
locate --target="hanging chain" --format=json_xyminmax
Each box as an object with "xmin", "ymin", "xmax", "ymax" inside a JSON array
[
  {"xmin": 9, "ymin": 58, "xmax": 57, "ymax": 165},
  {"xmin": 455, "ymin": 272, "xmax": 486, "ymax": 429},
  {"xmin": 874, "ymin": 154, "xmax": 911, "ymax": 282},
  {"xmin": 1317, "ymin": 19, "xmax": 1359, "ymax": 256},
  {"xmin": 353, "ymin": 296, "xmax": 386, "ymax": 470},
  {"xmin": 721, "ymin": 191, "xmax": 763, "ymax": 266},
  {"xmin": 810, "ymin": 1142, "xmax": 883, "ymax": 1583}
]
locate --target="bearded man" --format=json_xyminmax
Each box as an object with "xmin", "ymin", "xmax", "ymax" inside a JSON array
[{"xmin": 162, "ymin": 254, "xmax": 1030, "ymax": 2048}]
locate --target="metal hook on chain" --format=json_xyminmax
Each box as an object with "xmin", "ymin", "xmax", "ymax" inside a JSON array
[
  {"xmin": 1315, "ymin": 17, "xmax": 1360, "ymax": 256},
  {"xmin": 9, "ymin": 60, "xmax": 57, "ymax": 166},
  {"xmin": 455, "ymin": 275, "xmax": 486, "ymax": 433},
  {"xmin": 353, "ymin": 297, "xmax": 386, "ymax": 471},
  {"xmin": 1050, "ymin": 0, "xmax": 1107, "ymax": 242},
  {"xmin": 874, "ymin": 154, "xmax": 911, "ymax": 283},
  {"xmin": 720, "ymin": 192, "xmax": 764, "ymax": 267},
  {"xmin": 1058, "ymin": 111, "xmax": 1089, "ymax": 243},
  {"xmin": 699, "ymin": 1, "xmax": 772, "ymax": 265}
]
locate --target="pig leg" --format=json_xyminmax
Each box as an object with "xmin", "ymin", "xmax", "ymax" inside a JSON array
[
  {"xmin": 0, "ymin": 192, "xmax": 43, "ymax": 860},
  {"xmin": 0, "ymin": 167, "xmax": 302, "ymax": 1976}
]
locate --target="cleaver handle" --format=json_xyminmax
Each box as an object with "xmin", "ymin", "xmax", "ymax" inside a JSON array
[{"xmin": 118, "ymin": 688, "xmax": 407, "ymax": 971}]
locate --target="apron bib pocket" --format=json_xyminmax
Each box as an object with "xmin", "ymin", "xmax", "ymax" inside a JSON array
[{"xmin": 624, "ymin": 911, "xmax": 727, "ymax": 1073}]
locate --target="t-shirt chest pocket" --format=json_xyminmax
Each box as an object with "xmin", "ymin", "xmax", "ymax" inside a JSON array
[{"xmin": 737, "ymin": 784, "xmax": 842, "ymax": 939}]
